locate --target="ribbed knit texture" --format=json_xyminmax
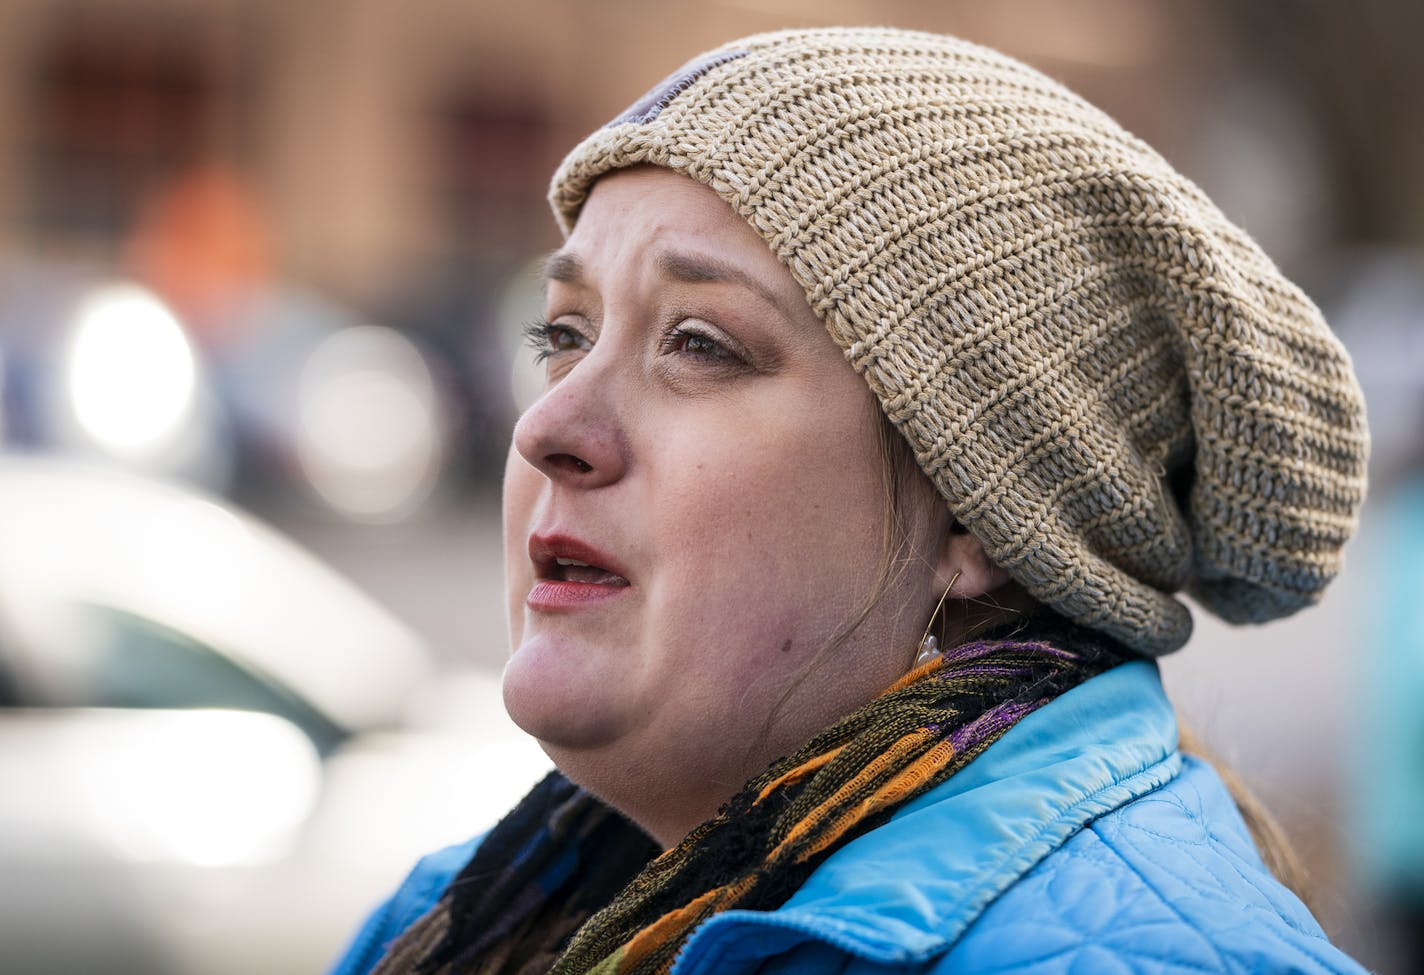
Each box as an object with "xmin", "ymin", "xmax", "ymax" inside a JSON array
[
  {"xmin": 372, "ymin": 619, "xmax": 1128, "ymax": 975},
  {"xmin": 549, "ymin": 27, "xmax": 1369, "ymax": 655}
]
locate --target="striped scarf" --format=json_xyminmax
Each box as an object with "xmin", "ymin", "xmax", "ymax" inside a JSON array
[{"xmin": 373, "ymin": 617, "xmax": 1128, "ymax": 975}]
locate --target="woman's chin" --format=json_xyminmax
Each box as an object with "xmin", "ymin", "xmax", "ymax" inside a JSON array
[{"xmin": 501, "ymin": 640, "xmax": 632, "ymax": 750}]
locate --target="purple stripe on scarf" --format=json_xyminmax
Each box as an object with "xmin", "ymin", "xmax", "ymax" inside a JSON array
[
  {"xmin": 940, "ymin": 638, "xmax": 1078, "ymax": 665},
  {"xmin": 948, "ymin": 699, "xmax": 1043, "ymax": 753}
]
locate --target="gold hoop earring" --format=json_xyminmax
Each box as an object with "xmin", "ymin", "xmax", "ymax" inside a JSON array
[{"xmin": 912, "ymin": 570, "xmax": 961, "ymax": 670}]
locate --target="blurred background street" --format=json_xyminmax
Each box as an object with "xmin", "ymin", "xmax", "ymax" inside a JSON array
[{"xmin": 0, "ymin": 0, "xmax": 1421, "ymax": 972}]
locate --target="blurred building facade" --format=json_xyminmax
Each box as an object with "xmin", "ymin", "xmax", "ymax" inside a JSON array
[{"xmin": 2, "ymin": 0, "xmax": 1417, "ymax": 310}]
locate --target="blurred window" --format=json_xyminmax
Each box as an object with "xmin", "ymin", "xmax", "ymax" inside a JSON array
[
  {"xmin": 22, "ymin": 15, "xmax": 254, "ymax": 248},
  {"xmin": 436, "ymin": 92, "xmax": 555, "ymax": 258},
  {"xmin": 27, "ymin": 30, "xmax": 210, "ymax": 239}
]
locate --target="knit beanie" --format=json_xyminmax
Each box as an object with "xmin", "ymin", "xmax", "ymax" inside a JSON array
[{"xmin": 548, "ymin": 27, "xmax": 1368, "ymax": 656}]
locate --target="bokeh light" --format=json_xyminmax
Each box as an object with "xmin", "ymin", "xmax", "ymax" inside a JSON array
[{"xmin": 65, "ymin": 284, "xmax": 196, "ymax": 457}]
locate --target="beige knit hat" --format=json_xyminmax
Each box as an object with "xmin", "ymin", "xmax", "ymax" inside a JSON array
[{"xmin": 549, "ymin": 27, "xmax": 1368, "ymax": 656}]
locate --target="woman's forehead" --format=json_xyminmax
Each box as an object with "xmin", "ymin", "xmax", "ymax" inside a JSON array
[
  {"xmin": 561, "ymin": 167, "xmax": 754, "ymax": 251},
  {"xmin": 544, "ymin": 168, "xmax": 813, "ymax": 320}
]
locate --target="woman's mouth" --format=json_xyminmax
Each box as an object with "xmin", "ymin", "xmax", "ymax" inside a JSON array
[
  {"xmin": 549, "ymin": 557, "xmax": 630, "ymax": 587},
  {"xmin": 527, "ymin": 534, "xmax": 630, "ymax": 611}
]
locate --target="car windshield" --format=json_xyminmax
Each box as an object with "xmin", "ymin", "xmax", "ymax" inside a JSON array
[{"xmin": 4, "ymin": 604, "xmax": 349, "ymax": 755}]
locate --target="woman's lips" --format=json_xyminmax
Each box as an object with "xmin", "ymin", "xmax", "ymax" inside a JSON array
[
  {"xmin": 527, "ymin": 578, "xmax": 628, "ymax": 610},
  {"xmin": 527, "ymin": 532, "xmax": 630, "ymax": 611}
]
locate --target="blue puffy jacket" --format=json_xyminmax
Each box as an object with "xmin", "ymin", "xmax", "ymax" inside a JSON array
[{"xmin": 331, "ymin": 662, "xmax": 1365, "ymax": 973}]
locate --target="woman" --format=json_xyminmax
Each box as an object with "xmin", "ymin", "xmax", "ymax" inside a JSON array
[{"xmin": 333, "ymin": 27, "xmax": 1369, "ymax": 974}]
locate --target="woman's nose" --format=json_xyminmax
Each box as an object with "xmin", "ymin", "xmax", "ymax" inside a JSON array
[{"xmin": 511, "ymin": 364, "xmax": 627, "ymax": 488}]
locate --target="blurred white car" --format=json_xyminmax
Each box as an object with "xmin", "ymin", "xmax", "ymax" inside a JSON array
[{"xmin": 0, "ymin": 454, "xmax": 549, "ymax": 975}]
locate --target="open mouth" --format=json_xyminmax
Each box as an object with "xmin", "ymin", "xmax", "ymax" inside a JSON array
[
  {"xmin": 544, "ymin": 556, "xmax": 629, "ymax": 587},
  {"xmin": 530, "ymin": 533, "xmax": 631, "ymax": 590}
]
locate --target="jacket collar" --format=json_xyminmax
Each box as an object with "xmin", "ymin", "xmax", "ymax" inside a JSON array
[{"xmin": 674, "ymin": 660, "xmax": 1181, "ymax": 974}]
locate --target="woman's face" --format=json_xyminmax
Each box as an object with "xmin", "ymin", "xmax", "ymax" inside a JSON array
[{"xmin": 501, "ymin": 167, "xmax": 950, "ymax": 844}]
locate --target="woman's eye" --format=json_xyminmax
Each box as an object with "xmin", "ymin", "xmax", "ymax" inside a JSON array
[
  {"xmin": 523, "ymin": 319, "xmax": 587, "ymax": 364},
  {"xmin": 665, "ymin": 325, "xmax": 738, "ymax": 363}
]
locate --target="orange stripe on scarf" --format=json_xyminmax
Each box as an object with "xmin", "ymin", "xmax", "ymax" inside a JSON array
[
  {"xmin": 789, "ymin": 738, "xmax": 957, "ymax": 864},
  {"xmin": 885, "ymin": 656, "xmax": 944, "ymax": 694},
  {"xmin": 772, "ymin": 729, "xmax": 934, "ymax": 856},
  {"xmin": 617, "ymin": 875, "xmax": 756, "ymax": 973},
  {"xmin": 755, "ymin": 745, "xmax": 845, "ymax": 803}
]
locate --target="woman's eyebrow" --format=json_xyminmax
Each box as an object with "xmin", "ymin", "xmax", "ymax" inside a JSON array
[
  {"xmin": 543, "ymin": 247, "xmax": 800, "ymax": 320},
  {"xmin": 655, "ymin": 251, "xmax": 795, "ymax": 317},
  {"xmin": 543, "ymin": 250, "xmax": 583, "ymax": 284}
]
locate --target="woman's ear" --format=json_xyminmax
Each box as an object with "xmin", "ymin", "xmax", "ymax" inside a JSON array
[{"xmin": 935, "ymin": 529, "xmax": 1012, "ymax": 599}]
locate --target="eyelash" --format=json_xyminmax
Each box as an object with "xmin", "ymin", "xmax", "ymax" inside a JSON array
[{"xmin": 522, "ymin": 319, "xmax": 583, "ymax": 364}]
